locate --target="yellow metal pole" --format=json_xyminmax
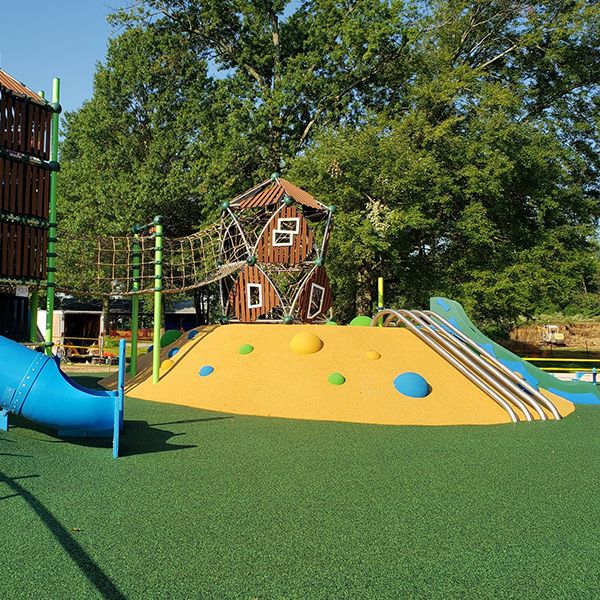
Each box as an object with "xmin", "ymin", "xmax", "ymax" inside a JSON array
[{"xmin": 377, "ymin": 277, "xmax": 384, "ymax": 326}]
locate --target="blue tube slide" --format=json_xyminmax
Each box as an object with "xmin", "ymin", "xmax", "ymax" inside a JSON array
[{"xmin": 0, "ymin": 335, "xmax": 116, "ymax": 437}]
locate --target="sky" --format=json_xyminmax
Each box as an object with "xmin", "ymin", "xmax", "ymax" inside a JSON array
[
  {"xmin": 0, "ymin": 0, "xmax": 126, "ymax": 113},
  {"xmin": 1, "ymin": 0, "xmax": 302, "ymax": 114}
]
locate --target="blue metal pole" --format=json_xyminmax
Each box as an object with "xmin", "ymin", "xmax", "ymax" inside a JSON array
[{"xmin": 113, "ymin": 338, "xmax": 126, "ymax": 458}]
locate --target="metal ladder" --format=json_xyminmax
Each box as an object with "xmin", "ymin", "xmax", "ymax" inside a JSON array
[{"xmin": 372, "ymin": 308, "xmax": 561, "ymax": 423}]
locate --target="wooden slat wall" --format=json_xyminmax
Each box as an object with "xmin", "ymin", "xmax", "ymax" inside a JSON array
[
  {"xmin": 0, "ymin": 156, "xmax": 49, "ymax": 218},
  {"xmin": 0, "ymin": 222, "xmax": 47, "ymax": 280},
  {"xmin": 297, "ymin": 267, "xmax": 333, "ymax": 322},
  {"xmin": 228, "ymin": 265, "xmax": 281, "ymax": 322},
  {"xmin": 0, "ymin": 87, "xmax": 52, "ymax": 160},
  {"xmin": 0, "ymin": 154, "xmax": 49, "ymax": 281},
  {"xmin": 256, "ymin": 205, "xmax": 315, "ymax": 265}
]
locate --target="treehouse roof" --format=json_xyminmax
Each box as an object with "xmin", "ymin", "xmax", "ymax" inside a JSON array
[
  {"xmin": 0, "ymin": 68, "xmax": 47, "ymax": 105},
  {"xmin": 230, "ymin": 177, "xmax": 327, "ymax": 211}
]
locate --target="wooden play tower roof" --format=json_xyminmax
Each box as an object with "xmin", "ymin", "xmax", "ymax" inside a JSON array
[
  {"xmin": 230, "ymin": 177, "xmax": 327, "ymax": 211},
  {"xmin": 0, "ymin": 68, "xmax": 46, "ymax": 105}
]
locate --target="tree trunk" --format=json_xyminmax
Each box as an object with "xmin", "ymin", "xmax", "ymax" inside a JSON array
[{"xmin": 355, "ymin": 266, "xmax": 374, "ymax": 315}]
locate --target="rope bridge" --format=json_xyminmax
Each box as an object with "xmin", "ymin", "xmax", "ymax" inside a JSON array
[{"xmin": 57, "ymin": 222, "xmax": 247, "ymax": 296}]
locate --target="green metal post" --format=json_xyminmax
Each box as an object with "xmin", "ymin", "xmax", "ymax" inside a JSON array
[
  {"xmin": 130, "ymin": 229, "xmax": 141, "ymax": 377},
  {"xmin": 34, "ymin": 92, "xmax": 44, "ymax": 345},
  {"xmin": 29, "ymin": 289, "xmax": 39, "ymax": 342},
  {"xmin": 44, "ymin": 78, "xmax": 60, "ymax": 356},
  {"xmin": 152, "ymin": 217, "xmax": 164, "ymax": 384}
]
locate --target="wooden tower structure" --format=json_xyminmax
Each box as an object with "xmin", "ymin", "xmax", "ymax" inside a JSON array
[
  {"xmin": 219, "ymin": 175, "xmax": 335, "ymax": 323},
  {"xmin": 0, "ymin": 69, "xmax": 56, "ymax": 340}
]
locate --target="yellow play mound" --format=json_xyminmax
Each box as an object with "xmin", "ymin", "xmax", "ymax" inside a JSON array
[{"xmin": 127, "ymin": 324, "xmax": 574, "ymax": 426}]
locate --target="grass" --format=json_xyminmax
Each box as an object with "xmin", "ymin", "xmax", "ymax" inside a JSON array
[{"xmin": 2, "ymin": 375, "xmax": 600, "ymax": 599}]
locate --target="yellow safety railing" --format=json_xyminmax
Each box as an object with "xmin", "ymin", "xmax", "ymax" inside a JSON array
[
  {"xmin": 521, "ymin": 357, "xmax": 597, "ymax": 383},
  {"xmin": 523, "ymin": 358, "xmax": 600, "ymax": 363}
]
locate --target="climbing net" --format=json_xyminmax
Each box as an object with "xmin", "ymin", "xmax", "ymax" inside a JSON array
[{"xmin": 57, "ymin": 222, "xmax": 248, "ymax": 297}]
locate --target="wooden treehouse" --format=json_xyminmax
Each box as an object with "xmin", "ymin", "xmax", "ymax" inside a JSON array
[
  {"xmin": 0, "ymin": 69, "xmax": 56, "ymax": 340},
  {"xmin": 219, "ymin": 175, "xmax": 335, "ymax": 323}
]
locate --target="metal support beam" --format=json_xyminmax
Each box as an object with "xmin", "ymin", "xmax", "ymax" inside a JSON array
[
  {"xmin": 152, "ymin": 217, "xmax": 164, "ymax": 384},
  {"xmin": 44, "ymin": 78, "xmax": 60, "ymax": 356},
  {"xmin": 130, "ymin": 231, "xmax": 141, "ymax": 377}
]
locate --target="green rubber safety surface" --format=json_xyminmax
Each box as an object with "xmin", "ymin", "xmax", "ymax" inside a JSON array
[{"xmin": 2, "ymin": 375, "xmax": 600, "ymax": 599}]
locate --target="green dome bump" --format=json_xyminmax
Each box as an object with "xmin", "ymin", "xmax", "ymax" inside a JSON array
[
  {"xmin": 239, "ymin": 344, "xmax": 254, "ymax": 355},
  {"xmin": 328, "ymin": 372, "xmax": 346, "ymax": 385},
  {"xmin": 160, "ymin": 329, "xmax": 182, "ymax": 347},
  {"xmin": 349, "ymin": 315, "xmax": 372, "ymax": 327}
]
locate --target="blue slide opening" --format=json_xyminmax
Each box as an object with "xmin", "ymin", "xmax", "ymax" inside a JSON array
[{"xmin": 0, "ymin": 334, "xmax": 119, "ymax": 437}]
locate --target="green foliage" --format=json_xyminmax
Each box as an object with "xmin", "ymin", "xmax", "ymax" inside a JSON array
[
  {"xmin": 59, "ymin": 0, "xmax": 600, "ymax": 330},
  {"xmin": 290, "ymin": 0, "xmax": 600, "ymax": 327},
  {"xmin": 59, "ymin": 25, "xmax": 217, "ymax": 236}
]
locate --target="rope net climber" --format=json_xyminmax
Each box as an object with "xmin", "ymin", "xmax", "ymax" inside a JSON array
[{"xmin": 57, "ymin": 222, "xmax": 247, "ymax": 296}]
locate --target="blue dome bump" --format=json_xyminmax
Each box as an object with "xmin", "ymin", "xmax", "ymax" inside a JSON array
[
  {"xmin": 199, "ymin": 365, "xmax": 215, "ymax": 377},
  {"xmin": 393, "ymin": 372, "xmax": 431, "ymax": 398}
]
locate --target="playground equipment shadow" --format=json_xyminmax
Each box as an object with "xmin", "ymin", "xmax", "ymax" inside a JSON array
[
  {"xmin": 2, "ymin": 374, "xmax": 600, "ymax": 599},
  {"xmin": 7, "ymin": 374, "xmax": 207, "ymax": 457},
  {"xmin": 0, "ymin": 469, "xmax": 127, "ymax": 600}
]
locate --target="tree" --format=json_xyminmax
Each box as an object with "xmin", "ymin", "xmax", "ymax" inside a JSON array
[
  {"xmin": 59, "ymin": 24, "xmax": 216, "ymax": 237},
  {"xmin": 290, "ymin": 0, "xmax": 600, "ymax": 327},
  {"xmin": 59, "ymin": 0, "xmax": 600, "ymax": 330},
  {"xmin": 108, "ymin": 0, "xmax": 409, "ymax": 179}
]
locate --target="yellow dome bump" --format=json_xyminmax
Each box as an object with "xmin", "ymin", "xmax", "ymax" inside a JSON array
[
  {"xmin": 160, "ymin": 359, "xmax": 175, "ymax": 374},
  {"xmin": 290, "ymin": 332, "xmax": 324, "ymax": 355},
  {"xmin": 366, "ymin": 350, "xmax": 381, "ymax": 360}
]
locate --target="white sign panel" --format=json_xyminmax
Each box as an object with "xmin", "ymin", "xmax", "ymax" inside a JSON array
[{"xmin": 15, "ymin": 285, "xmax": 29, "ymax": 298}]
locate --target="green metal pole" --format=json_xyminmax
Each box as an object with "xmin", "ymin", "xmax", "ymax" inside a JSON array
[
  {"xmin": 29, "ymin": 289, "xmax": 39, "ymax": 343},
  {"xmin": 45, "ymin": 78, "xmax": 60, "ymax": 356},
  {"xmin": 152, "ymin": 217, "xmax": 164, "ymax": 384},
  {"xmin": 33, "ymin": 92, "xmax": 45, "ymax": 345},
  {"xmin": 130, "ymin": 229, "xmax": 141, "ymax": 377}
]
